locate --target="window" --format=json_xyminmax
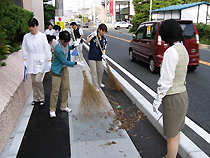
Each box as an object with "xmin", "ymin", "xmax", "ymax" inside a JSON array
[
  {"xmin": 136, "ymin": 25, "xmax": 145, "ymax": 39},
  {"xmin": 145, "ymin": 23, "xmax": 157, "ymax": 39}
]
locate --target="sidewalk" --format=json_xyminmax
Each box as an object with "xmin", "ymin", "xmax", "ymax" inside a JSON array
[
  {"xmin": 0, "ymin": 55, "xmax": 141, "ymax": 158},
  {"xmin": 68, "ymin": 63, "xmax": 141, "ymax": 158}
]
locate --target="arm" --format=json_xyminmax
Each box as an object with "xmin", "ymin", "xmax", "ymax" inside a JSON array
[
  {"xmin": 86, "ymin": 36, "xmax": 93, "ymax": 44},
  {"xmin": 79, "ymin": 28, "xmax": 84, "ymax": 40},
  {"xmin": 22, "ymin": 35, "xmax": 28, "ymax": 61},
  {"xmin": 54, "ymin": 47, "xmax": 76, "ymax": 67}
]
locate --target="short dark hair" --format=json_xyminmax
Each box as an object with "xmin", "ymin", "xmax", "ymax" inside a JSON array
[
  {"xmin": 59, "ymin": 30, "xmax": 71, "ymax": 42},
  {"xmin": 46, "ymin": 34, "xmax": 53, "ymax": 43},
  {"xmin": 28, "ymin": 18, "xmax": 39, "ymax": 27},
  {"xmin": 159, "ymin": 19, "xmax": 184, "ymax": 46},
  {"xmin": 70, "ymin": 22, "xmax": 77, "ymax": 26},
  {"xmin": 98, "ymin": 23, "xmax": 108, "ymax": 32},
  {"xmin": 54, "ymin": 25, "xmax": 61, "ymax": 31}
]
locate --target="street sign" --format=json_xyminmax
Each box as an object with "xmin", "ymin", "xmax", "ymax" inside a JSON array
[{"xmin": 55, "ymin": 16, "xmax": 65, "ymax": 30}]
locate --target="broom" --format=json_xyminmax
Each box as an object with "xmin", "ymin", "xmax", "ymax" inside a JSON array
[
  {"xmin": 95, "ymin": 35, "xmax": 122, "ymax": 92},
  {"xmin": 70, "ymin": 27, "xmax": 107, "ymax": 119}
]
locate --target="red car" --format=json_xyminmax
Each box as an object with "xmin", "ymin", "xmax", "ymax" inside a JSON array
[{"xmin": 129, "ymin": 20, "xmax": 199, "ymax": 73}]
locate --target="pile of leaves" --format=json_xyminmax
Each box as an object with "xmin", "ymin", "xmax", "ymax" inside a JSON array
[{"xmin": 105, "ymin": 92, "xmax": 147, "ymax": 132}]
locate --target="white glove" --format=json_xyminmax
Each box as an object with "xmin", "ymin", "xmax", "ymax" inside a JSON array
[
  {"xmin": 102, "ymin": 54, "xmax": 107, "ymax": 60},
  {"xmin": 153, "ymin": 97, "xmax": 162, "ymax": 114},
  {"xmin": 89, "ymin": 31, "xmax": 97, "ymax": 37},
  {"xmin": 23, "ymin": 60, "xmax": 27, "ymax": 68},
  {"xmin": 73, "ymin": 41, "xmax": 79, "ymax": 47},
  {"xmin": 77, "ymin": 61, "xmax": 86, "ymax": 67}
]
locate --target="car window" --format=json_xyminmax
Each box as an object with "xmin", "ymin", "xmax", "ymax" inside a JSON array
[
  {"xmin": 144, "ymin": 23, "xmax": 157, "ymax": 39},
  {"xmin": 179, "ymin": 23, "xmax": 195, "ymax": 39},
  {"xmin": 136, "ymin": 25, "xmax": 145, "ymax": 39},
  {"xmin": 151, "ymin": 23, "xmax": 158, "ymax": 39}
]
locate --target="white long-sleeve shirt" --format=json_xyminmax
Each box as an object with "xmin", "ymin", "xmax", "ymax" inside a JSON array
[
  {"xmin": 157, "ymin": 42, "xmax": 180, "ymax": 99},
  {"xmin": 44, "ymin": 28, "xmax": 55, "ymax": 35},
  {"xmin": 22, "ymin": 32, "xmax": 52, "ymax": 74}
]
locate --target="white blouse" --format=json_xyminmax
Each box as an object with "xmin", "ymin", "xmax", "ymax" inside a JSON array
[
  {"xmin": 22, "ymin": 32, "xmax": 52, "ymax": 74},
  {"xmin": 157, "ymin": 42, "xmax": 180, "ymax": 100}
]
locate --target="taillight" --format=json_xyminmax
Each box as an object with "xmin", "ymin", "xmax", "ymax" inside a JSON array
[
  {"xmin": 193, "ymin": 24, "xmax": 199, "ymax": 44},
  {"xmin": 158, "ymin": 35, "xmax": 162, "ymax": 45}
]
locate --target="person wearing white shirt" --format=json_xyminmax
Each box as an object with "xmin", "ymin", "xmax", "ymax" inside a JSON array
[
  {"xmin": 153, "ymin": 19, "xmax": 189, "ymax": 158},
  {"xmin": 22, "ymin": 18, "xmax": 52, "ymax": 106},
  {"xmin": 44, "ymin": 23, "xmax": 55, "ymax": 35},
  {"xmin": 53, "ymin": 25, "xmax": 61, "ymax": 40},
  {"xmin": 70, "ymin": 22, "xmax": 84, "ymax": 61}
]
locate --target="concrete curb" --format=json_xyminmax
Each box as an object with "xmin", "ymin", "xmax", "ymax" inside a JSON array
[
  {"xmin": 199, "ymin": 44, "xmax": 210, "ymax": 49},
  {"xmin": 83, "ymin": 42, "xmax": 209, "ymax": 158}
]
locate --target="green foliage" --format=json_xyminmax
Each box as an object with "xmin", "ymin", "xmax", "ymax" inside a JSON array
[
  {"xmin": 44, "ymin": 4, "xmax": 55, "ymax": 29},
  {"xmin": 0, "ymin": 1, "xmax": 33, "ymax": 66},
  {"xmin": 79, "ymin": 14, "xmax": 82, "ymax": 19},
  {"xmin": 1, "ymin": 5, "xmax": 33, "ymax": 43},
  {"xmin": 195, "ymin": 23, "xmax": 210, "ymax": 45}
]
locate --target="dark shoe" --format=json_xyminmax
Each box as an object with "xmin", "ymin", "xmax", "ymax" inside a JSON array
[
  {"xmin": 31, "ymin": 101, "xmax": 38, "ymax": 105},
  {"xmin": 39, "ymin": 100, "xmax": 45, "ymax": 106}
]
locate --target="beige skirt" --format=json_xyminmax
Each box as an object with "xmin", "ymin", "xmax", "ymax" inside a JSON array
[{"xmin": 162, "ymin": 91, "xmax": 188, "ymax": 138}]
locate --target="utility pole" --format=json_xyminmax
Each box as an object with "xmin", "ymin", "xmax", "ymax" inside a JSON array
[
  {"xmin": 149, "ymin": 0, "xmax": 152, "ymax": 21},
  {"xmin": 55, "ymin": 0, "xmax": 63, "ymax": 16},
  {"xmin": 105, "ymin": 0, "xmax": 107, "ymax": 23}
]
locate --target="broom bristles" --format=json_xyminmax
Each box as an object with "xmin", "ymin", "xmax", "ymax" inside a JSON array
[
  {"xmin": 79, "ymin": 70, "xmax": 109, "ymax": 120},
  {"xmin": 106, "ymin": 62, "xmax": 122, "ymax": 92}
]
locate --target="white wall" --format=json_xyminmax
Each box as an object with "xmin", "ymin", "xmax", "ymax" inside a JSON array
[{"xmin": 23, "ymin": 0, "xmax": 44, "ymax": 32}]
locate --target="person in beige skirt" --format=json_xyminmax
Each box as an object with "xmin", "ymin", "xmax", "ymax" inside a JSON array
[{"xmin": 153, "ymin": 19, "xmax": 189, "ymax": 158}]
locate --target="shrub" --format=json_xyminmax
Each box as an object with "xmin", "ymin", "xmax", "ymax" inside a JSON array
[
  {"xmin": 0, "ymin": 3, "xmax": 33, "ymax": 66},
  {"xmin": 1, "ymin": 5, "xmax": 34, "ymax": 44},
  {"xmin": 195, "ymin": 23, "xmax": 210, "ymax": 45}
]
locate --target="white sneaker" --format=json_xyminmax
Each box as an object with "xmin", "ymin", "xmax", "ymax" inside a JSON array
[
  {"xmin": 60, "ymin": 107, "xmax": 72, "ymax": 113},
  {"xmin": 100, "ymin": 83, "xmax": 105, "ymax": 88},
  {"xmin": 49, "ymin": 111, "xmax": 56, "ymax": 118}
]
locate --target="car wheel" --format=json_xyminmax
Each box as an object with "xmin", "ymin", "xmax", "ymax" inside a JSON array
[
  {"xmin": 117, "ymin": 26, "xmax": 120, "ymax": 30},
  {"xmin": 127, "ymin": 25, "xmax": 131, "ymax": 29},
  {"xmin": 129, "ymin": 49, "xmax": 135, "ymax": 62},
  {"xmin": 149, "ymin": 57, "xmax": 157, "ymax": 73},
  {"xmin": 188, "ymin": 65, "xmax": 197, "ymax": 71}
]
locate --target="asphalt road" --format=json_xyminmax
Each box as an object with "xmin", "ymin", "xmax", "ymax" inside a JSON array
[{"xmin": 83, "ymin": 27, "xmax": 210, "ymax": 156}]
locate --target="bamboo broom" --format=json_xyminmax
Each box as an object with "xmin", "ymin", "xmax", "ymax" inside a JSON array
[
  {"xmin": 95, "ymin": 35, "xmax": 122, "ymax": 92},
  {"xmin": 70, "ymin": 27, "xmax": 107, "ymax": 119}
]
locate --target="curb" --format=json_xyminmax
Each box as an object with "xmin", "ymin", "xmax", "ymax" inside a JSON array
[
  {"xmin": 199, "ymin": 44, "xmax": 210, "ymax": 49},
  {"xmin": 83, "ymin": 42, "xmax": 209, "ymax": 158}
]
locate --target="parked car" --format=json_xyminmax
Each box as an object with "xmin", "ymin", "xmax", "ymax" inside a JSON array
[
  {"xmin": 129, "ymin": 20, "xmax": 200, "ymax": 73},
  {"xmin": 76, "ymin": 21, "xmax": 81, "ymax": 27},
  {"xmin": 83, "ymin": 23, "xmax": 89, "ymax": 28},
  {"xmin": 113, "ymin": 21, "xmax": 133, "ymax": 30}
]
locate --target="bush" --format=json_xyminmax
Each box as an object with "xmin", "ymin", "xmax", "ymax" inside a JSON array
[
  {"xmin": 195, "ymin": 23, "xmax": 210, "ymax": 45},
  {"xmin": 0, "ymin": 3, "xmax": 33, "ymax": 66},
  {"xmin": 1, "ymin": 5, "xmax": 34, "ymax": 44}
]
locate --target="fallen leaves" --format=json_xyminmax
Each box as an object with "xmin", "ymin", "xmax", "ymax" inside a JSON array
[{"xmin": 100, "ymin": 141, "xmax": 117, "ymax": 147}]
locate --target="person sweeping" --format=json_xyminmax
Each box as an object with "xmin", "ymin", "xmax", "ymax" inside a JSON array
[
  {"xmin": 49, "ymin": 30, "xmax": 84, "ymax": 118},
  {"xmin": 85, "ymin": 23, "xmax": 108, "ymax": 91}
]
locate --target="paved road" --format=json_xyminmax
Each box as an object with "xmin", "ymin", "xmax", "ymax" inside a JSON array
[{"xmin": 83, "ymin": 27, "xmax": 210, "ymax": 156}]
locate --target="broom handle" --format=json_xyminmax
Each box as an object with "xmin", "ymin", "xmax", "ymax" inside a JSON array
[
  {"xmin": 70, "ymin": 26, "xmax": 82, "ymax": 63},
  {"xmin": 95, "ymin": 35, "xmax": 106, "ymax": 62}
]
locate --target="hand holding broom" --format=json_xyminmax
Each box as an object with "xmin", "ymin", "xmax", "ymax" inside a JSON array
[{"xmin": 95, "ymin": 35, "xmax": 122, "ymax": 92}]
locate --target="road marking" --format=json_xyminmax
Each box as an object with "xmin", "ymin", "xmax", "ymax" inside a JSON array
[
  {"xmin": 105, "ymin": 34, "xmax": 131, "ymax": 42},
  {"xmin": 199, "ymin": 60, "xmax": 210, "ymax": 66}
]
